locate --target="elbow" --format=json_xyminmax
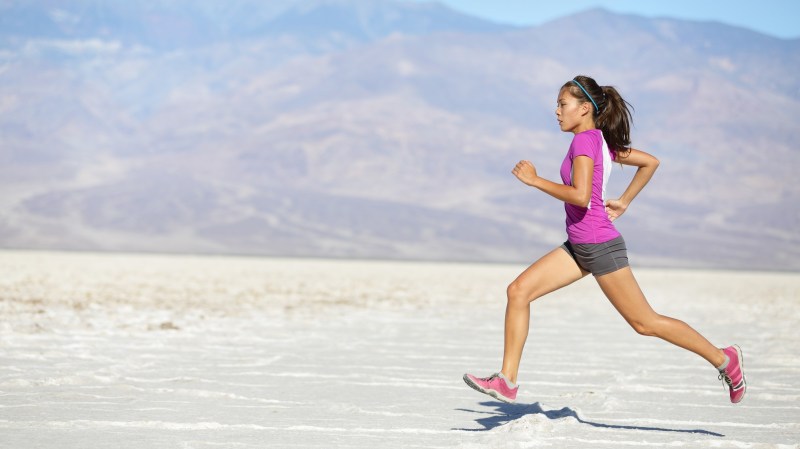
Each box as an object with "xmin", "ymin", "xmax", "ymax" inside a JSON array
[
  {"xmin": 576, "ymin": 192, "xmax": 591, "ymax": 208},
  {"xmin": 650, "ymin": 156, "xmax": 660, "ymax": 170}
]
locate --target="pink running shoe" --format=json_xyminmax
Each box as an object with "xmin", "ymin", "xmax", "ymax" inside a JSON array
[
  {"xmin": 463, "ymin": 372, "xmax": 518, "ymax": 403},
  {"xmin": 718, "ymin": 345, "xmax": 746, "ymax": 404}
]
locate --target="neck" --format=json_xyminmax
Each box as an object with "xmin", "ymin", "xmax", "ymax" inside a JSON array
[{"xmin": 572, "ymin": 122, "xmax": 596, "ymax": 134}]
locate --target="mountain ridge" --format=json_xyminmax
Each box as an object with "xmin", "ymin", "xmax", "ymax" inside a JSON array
[
  {"xmin": 0, "ymin": 0, "xmax": 512, "ymax": 50},
  {"xmin": 1, "ymin": 1, "xmax": 798, "ymax": 270}
]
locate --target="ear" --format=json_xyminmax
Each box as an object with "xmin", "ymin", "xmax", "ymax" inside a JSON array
[{"xmin": 579, "ymin": 101, "xmax": 592, "ymax": 117}]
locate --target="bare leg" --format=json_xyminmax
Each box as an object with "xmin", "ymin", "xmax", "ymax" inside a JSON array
[
  {"xmin": 595, "ymin": 267, "xmax": 726, "ymax": 367},
  {"xmin": 501, "ymin": 247, "xmax": 588, "ymax": 384}
]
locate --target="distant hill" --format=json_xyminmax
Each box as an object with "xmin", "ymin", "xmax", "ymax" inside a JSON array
[
  {"xmin": 0, "ymin": 0, "xmax": 507, "ymax": 48},
  {"xmin": 1, "ymin": 1, "xmax": 798, "ymax": 270}
]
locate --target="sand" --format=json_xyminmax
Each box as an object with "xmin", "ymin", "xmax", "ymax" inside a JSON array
[{"xmin": 1, "ymin": 250, "xmax": 798, "ymax": 448}]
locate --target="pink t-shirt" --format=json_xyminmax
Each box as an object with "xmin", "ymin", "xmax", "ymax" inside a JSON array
[{"xmin": 559, "ymin": 129, "xmax": 620, "ymax": 244}]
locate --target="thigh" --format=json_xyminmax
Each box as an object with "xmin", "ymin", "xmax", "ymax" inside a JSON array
[
  {"xmin": 510, "ymin": 246, "xmax": 589, "ymax": 301},
  {"xmin": 595, "ymin": 266, "xmax": 657, "ymax": 321}
]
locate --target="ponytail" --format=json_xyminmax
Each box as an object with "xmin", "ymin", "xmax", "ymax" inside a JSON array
[{"xmin": 563, "ymin": 75, "xmax": 633, "ymax": 158}]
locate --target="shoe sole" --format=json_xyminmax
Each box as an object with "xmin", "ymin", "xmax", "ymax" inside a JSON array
[
  {"xmin": 462, "ymin": 374, "xmax": 516, "ymax": 404},
  {"xmin": 732, "ymin": 344, "xmax": 747, "ymax": 404}
]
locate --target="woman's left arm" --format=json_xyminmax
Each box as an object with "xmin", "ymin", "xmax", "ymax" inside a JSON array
[
  {"xmin": 604, "ymin": 148, "xmax": 660, "ymax": 221},
  {"xmin": 512, "ymin": 157, "xmax": 593, "ymax": 207}
]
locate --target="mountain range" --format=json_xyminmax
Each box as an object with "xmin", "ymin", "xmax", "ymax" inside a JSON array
[{"xmin": 1, "ymin": 0, "xmax": 799, "ymax": 270}]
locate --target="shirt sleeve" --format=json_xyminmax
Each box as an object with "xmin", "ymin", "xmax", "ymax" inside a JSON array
[{"xmin": 569, "ymin": 132, "xmax": 599, "ymax": 160}]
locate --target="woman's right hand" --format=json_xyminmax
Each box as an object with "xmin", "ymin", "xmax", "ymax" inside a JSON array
[{"xmin": 604, "ymin": 199, "xmax": 628, "ymax": 222}]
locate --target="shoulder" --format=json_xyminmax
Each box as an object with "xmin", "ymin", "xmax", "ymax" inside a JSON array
[{"xmin": 569, "ymin": 129, "xmax": 602, "ymax": 157}]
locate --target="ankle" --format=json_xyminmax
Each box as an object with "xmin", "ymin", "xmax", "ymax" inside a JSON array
[
  {"xmin": 714, "ymin": 349, "xmax": 729, "ymax": 371},
  {"xmin": 499, "ymin": 371, "xmax": 517, "ymax": 386}
]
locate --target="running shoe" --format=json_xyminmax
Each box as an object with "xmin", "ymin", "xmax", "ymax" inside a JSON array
[
  {"xmin": 463, "ymin": 372, "xmax": 518, "ymax": 403},
  {"xmin": 718, "ymin": 345, "xmax": 746, "ymax": 404}
]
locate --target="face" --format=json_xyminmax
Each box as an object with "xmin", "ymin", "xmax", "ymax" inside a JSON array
[{"xmin": 555, "ymin": 87, "xmax": 591, "ymax": 133}]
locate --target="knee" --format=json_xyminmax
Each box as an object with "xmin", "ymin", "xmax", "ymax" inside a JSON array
[
  {"xmin": 629, "ymin": 315, "xmax": 663, "ymax": 337},
  {"xmin": 630, "ymin": 321, "xmax": 655, "ymax": 337},
  {"xmin": 506, "ymin": 281, "xmax": 534, "ymax": 306}
]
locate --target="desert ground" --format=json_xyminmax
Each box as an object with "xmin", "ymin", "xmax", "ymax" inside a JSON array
[{"xmin": 1, "ymin": 250, "xmax": 798, "ymax": 448}]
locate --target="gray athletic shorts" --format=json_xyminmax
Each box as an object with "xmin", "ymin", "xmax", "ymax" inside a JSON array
[{"xmin": 560, "ymin": 235, "xmax": 629, "ymax": 277}]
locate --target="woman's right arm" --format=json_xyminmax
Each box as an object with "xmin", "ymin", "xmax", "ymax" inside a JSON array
[{"xmin": 604, "ymin": 148, "xmax": 660, "ymax": 221}]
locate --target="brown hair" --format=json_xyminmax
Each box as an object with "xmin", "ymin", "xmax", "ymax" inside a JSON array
[{"xmin": 562, "ymin": 75, "xmax": 633, "ymax": 157}]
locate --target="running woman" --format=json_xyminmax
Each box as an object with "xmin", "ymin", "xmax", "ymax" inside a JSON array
[{"xmin": 463, "ymin": 75, "xmax": 746, "ymax": 405}]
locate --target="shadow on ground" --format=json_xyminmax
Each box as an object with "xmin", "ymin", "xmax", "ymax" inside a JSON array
[{"xmin": 455, "ymin": 401, "xmax": 724, "ymax": 437}]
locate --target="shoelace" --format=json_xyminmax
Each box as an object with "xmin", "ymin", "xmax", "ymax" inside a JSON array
[
  {"xmin": 719, "ymin": 371, "xmax": 744, "ymax": 391},
  {"xmin": 718, "ymin": 371, "xmax": 732, "ymax": 391}
]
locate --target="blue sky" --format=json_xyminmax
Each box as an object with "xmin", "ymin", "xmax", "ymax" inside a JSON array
[{"xmin": 416, "ymin": 0, "xmax": 800, "ymax": 39}]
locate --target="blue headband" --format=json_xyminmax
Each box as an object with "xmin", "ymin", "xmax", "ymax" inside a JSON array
[{"xmin": 571, "ymin": 79, "xmax": 599, "ymax": 113}]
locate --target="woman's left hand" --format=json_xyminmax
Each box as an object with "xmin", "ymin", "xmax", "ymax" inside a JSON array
[{"xmin": 512, "ymin": 160, "xmax": 538, "ymax": 186}]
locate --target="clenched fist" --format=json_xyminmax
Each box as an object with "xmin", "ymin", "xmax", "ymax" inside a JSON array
[{"xmin": 512, "ymin": 160, "xmax": 538, "ymax": 186}]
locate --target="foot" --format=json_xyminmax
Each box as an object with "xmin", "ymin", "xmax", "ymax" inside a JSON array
[
  {"xmin": 463, "ymin": 372, "xmax": 518, "ymax": 403},
  {"xmin": 718, "ymin": 345, "xmax": 746, "ymax": 404}
]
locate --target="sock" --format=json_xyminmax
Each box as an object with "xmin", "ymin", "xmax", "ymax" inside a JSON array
[
  {"xmin": 498, "ymin": 372, "xmax": 517, "ymax": 389},
  {"xmin": 717, "ymin": 354, "xmax": 730, "ymax": 372}
]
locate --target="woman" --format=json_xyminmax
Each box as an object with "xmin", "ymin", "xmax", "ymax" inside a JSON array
[{"xmin": 463, "ymin": 75, "xmax": 746, "ymax": 405}]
